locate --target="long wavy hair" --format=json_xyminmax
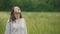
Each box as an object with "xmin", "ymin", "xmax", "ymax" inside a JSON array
[{"xmin": 9, "ymin": 6, "xmax": 22, "ymax": 22}]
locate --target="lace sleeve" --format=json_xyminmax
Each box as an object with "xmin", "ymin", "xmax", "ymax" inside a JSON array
[
  {"xmin": 21, "ymin": 18, "xmax": 28, "ymax": 34},
  {"xmin": 4, "ymin": 19, "xmax": 11, "ymax": 34}
]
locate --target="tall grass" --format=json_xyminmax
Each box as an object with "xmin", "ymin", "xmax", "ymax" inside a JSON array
[{"xmin": 0, "ymin": 12, "xmax": 60, "ymax": 34}]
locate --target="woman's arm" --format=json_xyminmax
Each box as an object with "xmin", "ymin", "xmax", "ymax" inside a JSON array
[
  {"xmin": 4, "ymin": 19, "xmax": 11, "ymax": 34},
  {"xmin": 21, "ymin": 18, "xmax": 28, "ymax": 34}
]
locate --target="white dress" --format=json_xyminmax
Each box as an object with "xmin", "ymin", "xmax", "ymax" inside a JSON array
[{"xmin": 5, "ymin": 18, "xmax": 27, "ymax": 34}]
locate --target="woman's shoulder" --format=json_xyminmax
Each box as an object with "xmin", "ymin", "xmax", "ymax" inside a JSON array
[
  {"xmin": 7, "ymin": 18, "xmax": 12, "ymax": 24},
  {"xmin": 20, "ymin": 18, "xmax": 25, "ymax": 21},
  {"xmin": 20, "ymin": 18, "xmax": 25, "ymax": 23}
]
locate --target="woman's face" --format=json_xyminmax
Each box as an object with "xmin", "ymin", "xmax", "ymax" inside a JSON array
[{"xmin": 13, "ymin": 6, "xmax": 21, "ymax": 19}]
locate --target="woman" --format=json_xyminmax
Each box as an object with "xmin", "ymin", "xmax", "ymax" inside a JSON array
[{"xmin": 4, "ymin": 6, "xmax": 27, "ymax": 34}]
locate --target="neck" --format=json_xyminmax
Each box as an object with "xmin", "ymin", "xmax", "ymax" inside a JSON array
[{"xmin": 16, "ymin": 18, "xmax": 20, "ymax": 20}]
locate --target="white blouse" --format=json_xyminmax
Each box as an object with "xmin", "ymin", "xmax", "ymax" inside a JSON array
[{"xmin": 5, "ymin": 18, "xmax": 27, "ymax": 34}]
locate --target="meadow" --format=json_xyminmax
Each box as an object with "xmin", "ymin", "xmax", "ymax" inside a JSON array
[{"xmin": 0, "ymin": 11, "xmax": 60, "ymax": 34}]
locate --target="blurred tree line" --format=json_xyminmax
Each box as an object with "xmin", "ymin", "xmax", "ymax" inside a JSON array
[{"xmin": 0, "ymin": 0, "xmax": 60, "ymax": 11}]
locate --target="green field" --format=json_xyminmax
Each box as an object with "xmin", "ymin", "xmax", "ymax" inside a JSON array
[{"xmin": 0, "ymin": 11, "xmax": 60, "ymax": 34}]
